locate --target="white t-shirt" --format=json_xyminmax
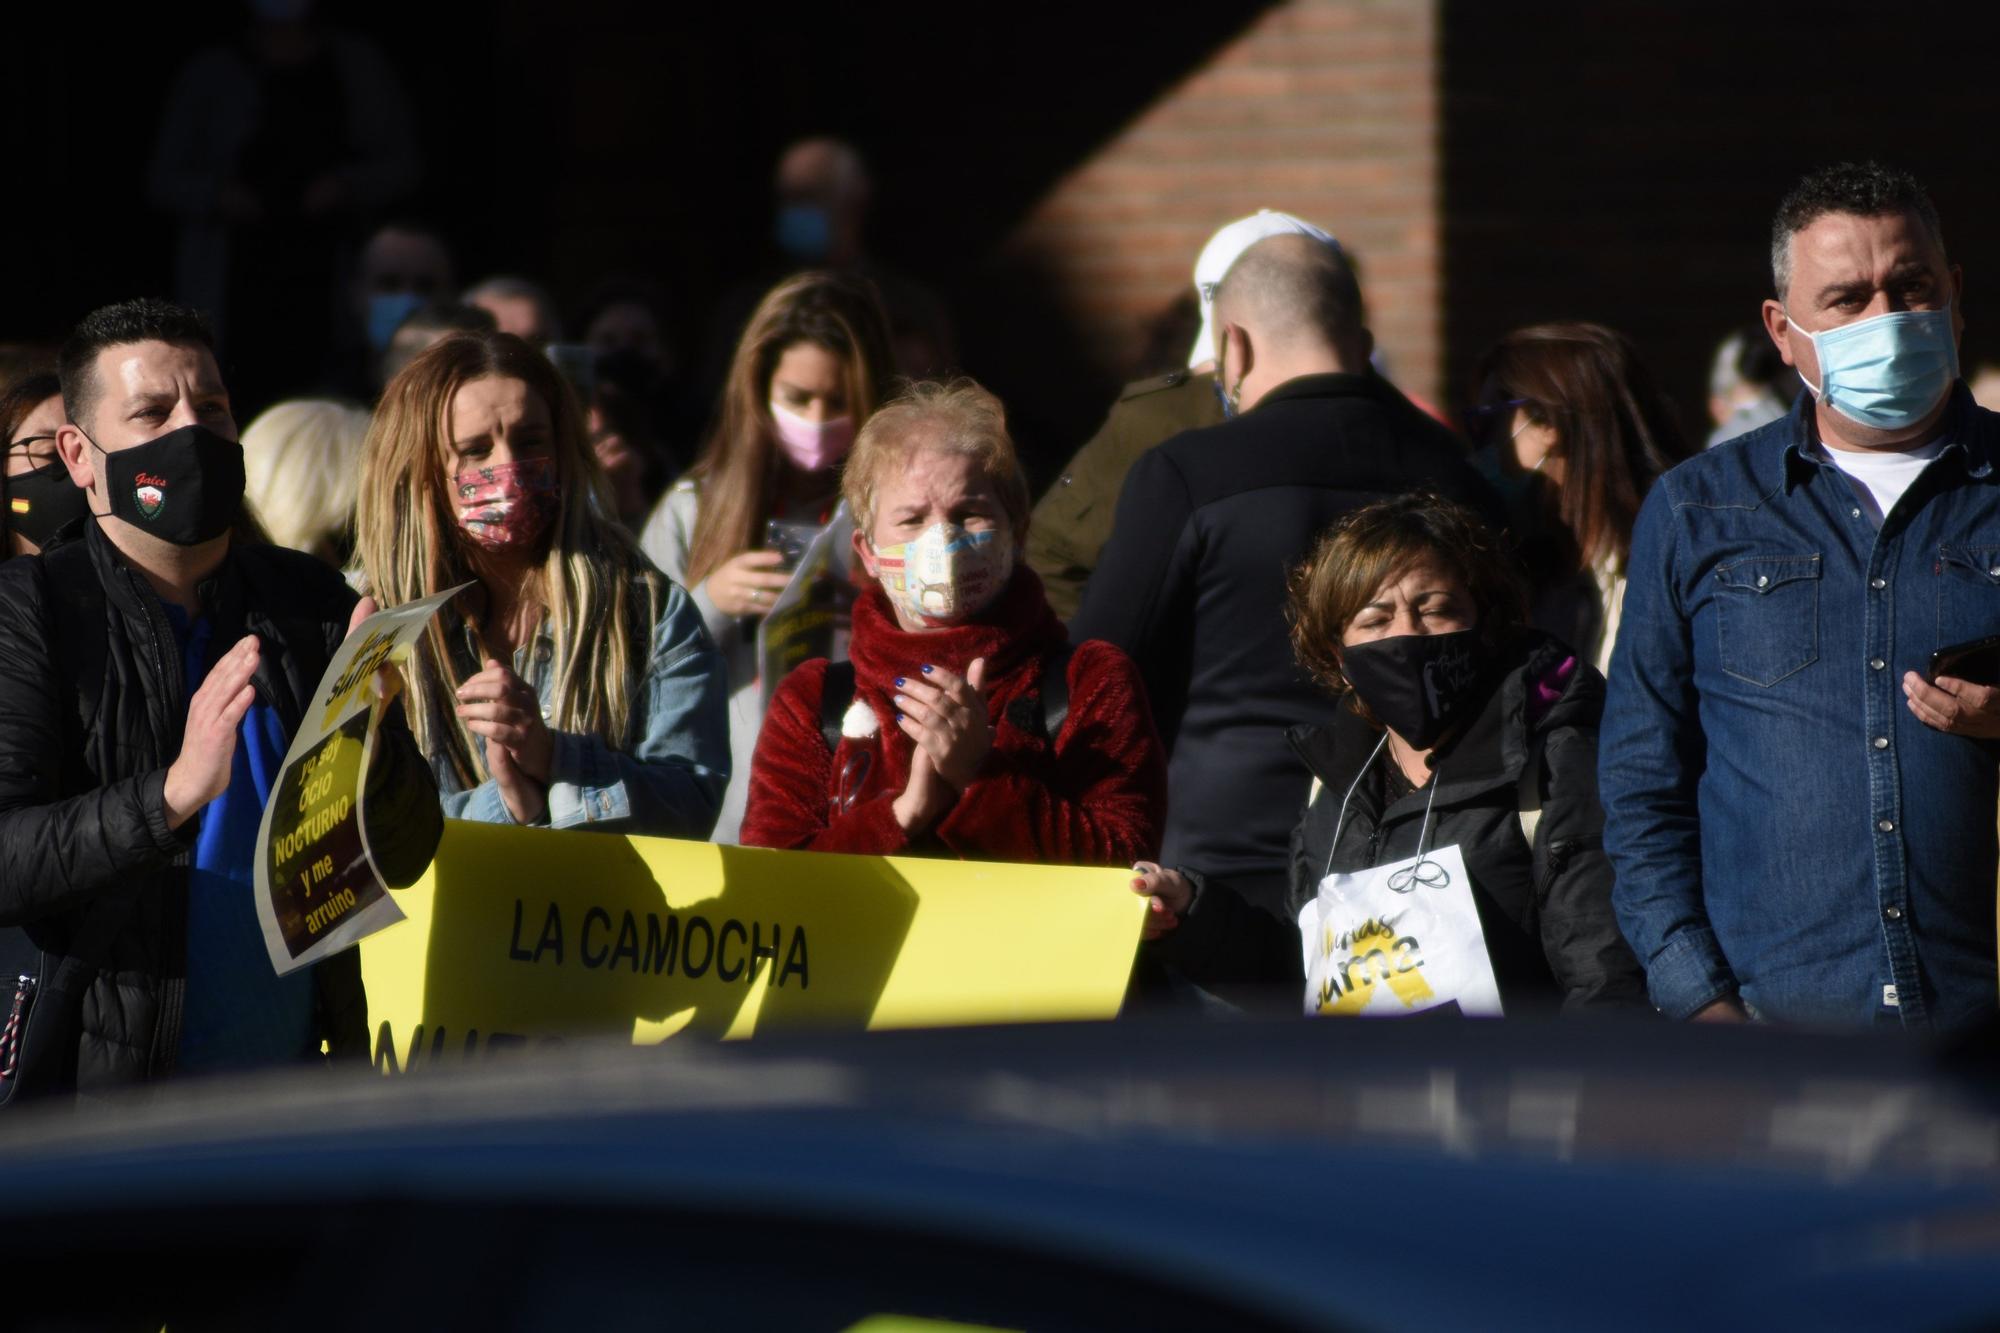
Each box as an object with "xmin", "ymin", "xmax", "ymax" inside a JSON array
[{"xmin": 1818, "ymin": 438, "xmax": 1944, "ymax": 528}]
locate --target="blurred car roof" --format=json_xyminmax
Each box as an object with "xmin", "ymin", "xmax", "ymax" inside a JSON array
[{"xmin": 4, "ymin": 1014, "xmax": 2000, "ymax": 1331}]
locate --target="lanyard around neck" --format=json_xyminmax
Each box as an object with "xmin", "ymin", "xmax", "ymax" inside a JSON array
[{"xmin": 1321, "ymin": 732, "xmax": 1445, "ymax": 885}]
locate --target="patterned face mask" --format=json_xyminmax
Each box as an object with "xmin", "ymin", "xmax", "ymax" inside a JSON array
[
  {"xmin": 454, "ymin": 456, "xmax": 560, "ymax": 553},
  {"xmin": 870, "ymin": 521, "xmax": 1013, "ymax": 623}
]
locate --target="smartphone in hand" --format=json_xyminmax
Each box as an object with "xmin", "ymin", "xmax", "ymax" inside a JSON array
[
  {"xmin": 765, "ymin": 519, "xmax": 816, "ymax": 574},
  {"xmin": 1928, "ymin": 634, "xmax": 2000, "ymax": 686}
]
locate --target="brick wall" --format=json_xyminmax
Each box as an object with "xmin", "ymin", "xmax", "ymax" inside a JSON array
[{"xmin": 1004, "ymin": 0, "xmax": 1442, "ymax": 404}]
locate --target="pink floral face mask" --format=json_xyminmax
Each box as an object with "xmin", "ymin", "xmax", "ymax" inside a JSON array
[{"xmin": 454, "ymin": 456, "xmax": 560, "ymax": 553}]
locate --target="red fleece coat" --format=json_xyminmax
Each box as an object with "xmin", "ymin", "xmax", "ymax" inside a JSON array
[{"xmin": 741, "ymin": 567, "xmax": 1167, "ymax": 865}]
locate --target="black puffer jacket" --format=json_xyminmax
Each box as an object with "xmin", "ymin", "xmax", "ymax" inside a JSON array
[
  {"xmin": 1155, "ymin": 631, "xmax": 1648, "ymax": 1014},
  {"xmin": 0, "ymin": 522, "xmax": 442, "ymax": 1100}
]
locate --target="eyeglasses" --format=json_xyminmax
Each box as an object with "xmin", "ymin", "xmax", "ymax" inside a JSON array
[
  {"xmin": 6, "ymin": 435, "xmax": 59, "ymax": 468},
  {"xmin": 1460, "ymin": 398, "xmax": 1530, "ymax": 441}
]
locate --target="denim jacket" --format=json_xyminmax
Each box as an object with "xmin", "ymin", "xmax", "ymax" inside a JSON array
[
  {"xmin": 435, "ymin": 576, "xmax": 730, "ymax": 838},
  {"xmin": 1602, "ymin": 384, "xmax": 2000, "ymax": 1030}
]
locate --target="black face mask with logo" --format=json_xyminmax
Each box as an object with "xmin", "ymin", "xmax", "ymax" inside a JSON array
[
  {"xmin": 4, "ymin": 461, "xmax": 90, "ymax": 549},
  {"xmin": 1341, "ymin": 628, "xmax": 1491, "ymax": 752},
  {"xmin": 83, "ymin": 424, "xmax": 245, "ymax": 547}
]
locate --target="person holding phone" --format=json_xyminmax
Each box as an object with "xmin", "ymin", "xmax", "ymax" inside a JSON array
[
  {"xmin": 1605, "ymin": 162, "xmax": 2000, "ymax": 1032},
  {"xmin": 739, "ymin": 379, "xmax": 1166, "ymax": 866},
  {"xmin": 640, "ymin": 271, "xmax": 894, "ymax": 842}
]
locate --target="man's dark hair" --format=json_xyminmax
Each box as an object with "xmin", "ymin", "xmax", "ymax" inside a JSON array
[
  {"xmin": 58, "ymin": 298, "xmax": 215, "ymax": 434},
  {"xmin": 1770, "ymin": 161, "xmax": 1946, "ymax": 299}
]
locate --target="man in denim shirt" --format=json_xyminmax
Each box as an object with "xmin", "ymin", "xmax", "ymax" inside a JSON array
[{"xmin": 1605, "ymin": 162, "xmax": 2000, "ymax": 1030}]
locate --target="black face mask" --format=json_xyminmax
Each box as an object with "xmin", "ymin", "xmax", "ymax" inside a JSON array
[
  {"xmin": 1341, "ymin": 628, "xmax": 1489, "ymax": 751},
  {"xmin": 84, "ymin": 424, "xmax": 244, "ymax": 546},
  {"xmin": 5, "ymin": 460, "xmax": 90, "ymax": 550}
]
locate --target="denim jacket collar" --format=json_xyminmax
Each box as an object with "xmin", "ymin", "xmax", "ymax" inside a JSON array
[{"xmin": 1773, "ymin": 380, "xmax": 1993, "ymax": 493}]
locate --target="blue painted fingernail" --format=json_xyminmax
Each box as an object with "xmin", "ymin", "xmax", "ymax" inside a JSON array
[
  {"xmin": 921, "ymin": 664, "xmax": 934, "ymax": 674},
  {"xmin": 894, "ymin": 677, "xmax": 905, "ymax": 687},
  {"xmin": 895, "ymin": 711, "xmax": 904, "ymax": 723}
]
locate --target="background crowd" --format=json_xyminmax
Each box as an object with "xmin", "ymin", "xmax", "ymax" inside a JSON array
[{"xmin": 0, "ymin": 7, "xmax": 1997, "ymax": 1101}]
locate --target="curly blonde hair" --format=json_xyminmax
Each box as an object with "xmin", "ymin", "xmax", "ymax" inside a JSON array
[
  {"xmin": 841, "ymin": 378, "xmax": 1030, "ymax": 539},
  {"xmin": 1287, "ymin": 493, "xmax": 1524, "ymax": 699}
]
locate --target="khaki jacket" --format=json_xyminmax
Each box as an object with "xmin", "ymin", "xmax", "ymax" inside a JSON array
[{"xmin": 1026, "ymin": 369, "xmax": 1223, "ymax": 620}]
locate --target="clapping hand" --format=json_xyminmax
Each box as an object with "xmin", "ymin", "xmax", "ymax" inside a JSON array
[{"xmin": 457, "ymin": 657, "xmax": 553, "ymax": 824}]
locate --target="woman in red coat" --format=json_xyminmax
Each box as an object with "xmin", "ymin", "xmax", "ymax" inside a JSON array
[{"xmin": 741, "ymin": 379, "xmax": 1167, "ymax": 864}]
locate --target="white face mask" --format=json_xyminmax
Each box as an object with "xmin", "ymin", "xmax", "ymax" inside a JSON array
[{"xmin": 871, "ymin": 521, "xmax": 1014, "ymax": 622}]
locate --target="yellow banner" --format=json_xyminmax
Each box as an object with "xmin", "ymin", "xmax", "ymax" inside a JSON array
[{"xmin": 361, "ymin": 820, "xmax": 1145, "ymax": 1070}]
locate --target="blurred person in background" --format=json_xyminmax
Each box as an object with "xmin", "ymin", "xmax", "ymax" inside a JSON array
[
  {"xmin": 358, "ymin": 331, "xmax": 728, "ymax": 835},
  {"xmin": 1705, "ymin": 322, "xmax": 1795, "ymax": 447},
  {"xmin": 583, "ymin": 277, "xmax": 698, "ymax": 481},
  {"xmin": 0, "ymin": 345, "xmax": 60, "ymax": 390},
  {"xmin": 378, "ymin": 301, "xmax": 497, "ymax": 391},
  {"xmin": 150, "ymin": 0, "xmax": 418, "ymax": 415},
  {"xmin": 346, "ymin": 220, "xmax": 456, "ymax": 396},
  {"xmin": 703, "ymin": 138, "xmax": 955, "ymax": 391},
  {"xmin": 1074, "ymin": 232, "xmax": 1502, "ymax": 934},
  {"xmin": 1966, "ymin": 359, "xmax": 2000, "ymax": 410},
  {"xmin": 465, "ymin": 275, "xmax": 562, "ymax": 345},
  {"xmin": 1464, "ymin": 323, "xmax": 1693, "ymax": 671},
  {"xmin": 2, "ymin": 371, "xmax": 88, "ymax": 557},
  {"xmin": 642, "ymin": 272, "xmax": 893, "ymax": 842},
  {"xmin": 1605, "ymin": 162, "xmax": 2000, "ymax": 1030},
  {"xmin": 240, "ymin": 398, "xmax": 369, "ymax": 566},
  {"xmin": 590, "ymin": 380, "xmax": 667, "ymax": 529},
  {"xmin": 741, "ymin": 380, "xmax": 1166, "ymax": 863},
  {"xmin": 1029, "ymin": 214, "xmax": 1344, "ymax": 619},
  {"xmin": 1135, "ymin": 494, "xmax": 1645, "ymax": 1012}
]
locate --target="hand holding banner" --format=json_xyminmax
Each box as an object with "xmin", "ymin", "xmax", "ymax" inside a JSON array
[{"xmin": 253, "ymin": 584, "xmax": 469, "ymax": 975}]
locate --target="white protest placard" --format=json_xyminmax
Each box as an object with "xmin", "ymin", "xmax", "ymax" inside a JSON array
[
  {"xmin": 1298, "ymin": 843, "xmax": 1504, "ymax": 1018},
  {"xmin": 253, "ymin": 584, "xmax": 469, "ymax": 975}
]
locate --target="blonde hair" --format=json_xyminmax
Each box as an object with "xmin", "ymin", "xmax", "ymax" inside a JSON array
[
  {"xmin": 843, "ymin": 378, "xmax": 1031, "ymax": 538},
  {"xmin": 241, "ymin": 398, "xmax": 370, "ymax": 557},
  {"xmin": 682, "ymin": 271, "xmax": 893, "ymax": 587},
  {"xmin": 355, "ymin": 331, "xmax": 666, "ymax": 789}
]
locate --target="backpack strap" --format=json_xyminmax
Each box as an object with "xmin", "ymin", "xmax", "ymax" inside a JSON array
[
  {"xmin": 819, "ymin": 660, "xmax": 856, "ymax": 754},
  {"xmin": 1037, "ymin": 643, "xmax": 1075, "ymax": 744}
]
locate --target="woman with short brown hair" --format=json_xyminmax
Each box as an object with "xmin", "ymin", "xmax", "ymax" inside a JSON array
[{"xmin": 1135, "ymin": 492, "xmax": 1646, "ymax": 1014}]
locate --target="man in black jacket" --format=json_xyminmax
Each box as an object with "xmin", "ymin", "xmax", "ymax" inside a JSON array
[
  {"xmin": 1074, "ymin": 235, "xmax": 1501, "ymax": 927},
  {"xmin": 0, "ymin": 299, "xmax": 442, "ymax": 1099}
]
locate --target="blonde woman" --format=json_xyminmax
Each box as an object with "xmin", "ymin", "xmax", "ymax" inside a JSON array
[
  {"xmin": 240, "ymin": 398, "xmax": 371, "ymax": 565},
  {"xmin": 740, "ymin": 379, "xmax": 1167, "ymax": 865},
  {"xmin": 358, "ymin": 330, "xmax": 728, "ymax": 833},
  {"xmin": 640, "ymin": 270, "xmax": 893, "ymax": 841}
]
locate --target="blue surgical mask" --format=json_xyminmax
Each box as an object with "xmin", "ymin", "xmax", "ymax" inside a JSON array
[
  {"xmin": 1788, "ymin": 304, "xmax": 1958, "ymax": 432},
  {"xmin": 775, "ymin": 205, "xmax": 833, "ymax": 262},
  {"xmin": 366, "ymin": 291, "xmax": 424, "ymax": 353}
]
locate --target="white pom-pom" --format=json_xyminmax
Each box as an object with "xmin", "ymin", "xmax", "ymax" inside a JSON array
[{"xmin": 840, "ymin": 699, "xmax": 880, "ymax": 740}]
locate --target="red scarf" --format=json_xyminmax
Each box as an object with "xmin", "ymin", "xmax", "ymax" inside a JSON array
[{"xmin": 840, "ymin": 565, "xmax": 1066, "ymax": 789}]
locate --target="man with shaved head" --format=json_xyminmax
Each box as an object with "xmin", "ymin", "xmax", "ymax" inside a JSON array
[{"xmin": 1075, "ymin": 231, "xmax": 1500, "ymax": 988}]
